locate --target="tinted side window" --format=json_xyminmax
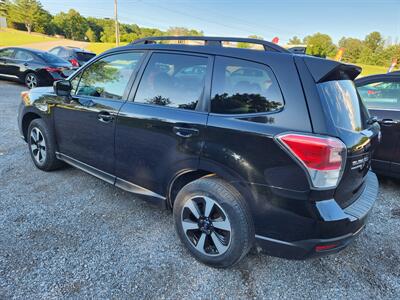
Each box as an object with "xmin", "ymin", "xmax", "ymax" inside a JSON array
[
  {"xmin": 357, "ymin": 81, "xmax": 400, "ymax": 110},
  {"xmin": 0, "ymin": 49, "xmax": 14, "ymax": 58},
  {"xmin": 134, "ymin": 53, "xmax": 208, "ymax": 110},
  {"xmin": 211, "ymin": 57, "xmax": 284, "ymax": 114},
  {"xmin": 75, "ymin": 52, "xmax": 143, "ymax": 100},
  {"xmin": 14, "ymin": 50, "xmax": 34, "ymax": 61}
]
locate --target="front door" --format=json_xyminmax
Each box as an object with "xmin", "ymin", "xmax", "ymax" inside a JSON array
[
  {"xmin": 357, "ymin": 76, "xmax": 400, "ymax": 174},
  {"xmin": 115, "ymin": 52, "xmax": 211, "ymax": 196},
  {"xmin": 53, "ymin": 51, "xmax": 145, "ymax": 179}
]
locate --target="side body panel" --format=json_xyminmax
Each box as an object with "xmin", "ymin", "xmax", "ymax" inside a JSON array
[{"xmin": 201, "ymin": 53, "xmax": 314, "ymax": 238}]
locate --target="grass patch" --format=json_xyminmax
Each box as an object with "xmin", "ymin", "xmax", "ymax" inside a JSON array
[
  {"xmin": 357, "ymin": 64, "xmax": 392, "ymax": 77},
  {"xmin": 0, "ymin": 28, "xmax": 57, "ymax": 46},
  {"xmin": 87, "ymin": 42, "xmax": 128, "ymax": 54}
]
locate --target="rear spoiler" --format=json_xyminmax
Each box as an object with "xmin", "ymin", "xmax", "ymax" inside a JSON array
[{"xmin": 301, "ymin": 56, "xmax": 361, "ymax": 83}]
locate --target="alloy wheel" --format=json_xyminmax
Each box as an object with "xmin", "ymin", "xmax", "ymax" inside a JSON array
[
  {"xmin": 30, "ymin": 127, "xmax": 46, "ymax": 164},
  {"xmin": 181, "ymin": 196, "xmax": 232, "ymax": 256},
  {"xmin": 26, "ymin": 74, "xmax": 38, "ymax": 89}
]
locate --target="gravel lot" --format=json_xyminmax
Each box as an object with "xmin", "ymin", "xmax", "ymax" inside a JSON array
[{"xmin": 0, "ymin": 80, "xmax": 399, "ymax": 299}]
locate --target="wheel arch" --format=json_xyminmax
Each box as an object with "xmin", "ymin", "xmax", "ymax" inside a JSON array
[
  {"xmin": 167, "ymin": 163, "xmax": 257, "ymax": 211},
  {"xmin": 21, "ymin": 112, "xmax": 42, "ymax": 141}
]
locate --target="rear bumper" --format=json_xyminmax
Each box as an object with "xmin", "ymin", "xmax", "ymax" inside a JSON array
[{"xmin": 255, "ymin": 171, "xmax": 378, "ymax": 259}]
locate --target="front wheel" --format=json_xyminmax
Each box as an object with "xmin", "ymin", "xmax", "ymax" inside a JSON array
[
  {"xmin": 28, "ymin": 119, "xmax": 64, "ymax": 171},
  {"xmin": 173, "ymin": 177, "xmax": 254, "ymax": 268}
]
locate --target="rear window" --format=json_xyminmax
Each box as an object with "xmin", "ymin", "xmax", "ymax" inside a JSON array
[
  {"xmin": 76, "ymin": 52, "xmax": 96, "ymax": 62},
  {"xmin": 318, "ymin": 80, "xmax": 367, "ymax": 131},
  {"xmin": 37, "ymin": 52, "xmax": 67, "ymax": 64}
]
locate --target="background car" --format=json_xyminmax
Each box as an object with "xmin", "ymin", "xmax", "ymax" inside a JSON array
[
  {"xmin": 0, "ymin": 47, "xmax": 73, "ymax": 88},
  {"xmin": 355, "ymin": 71, "xmax": 400, "ymax": 178},
  {"xmin": 48, "ymin": 46, "xmax": 96, "ymax": 67}
]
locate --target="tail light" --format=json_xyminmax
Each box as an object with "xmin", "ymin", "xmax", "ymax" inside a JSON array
[
  {"xmin": 276, "ymin": 133, "xmax": 346, "ymax": 189},
  {"xmin": 69, "ymin": 58, "xmax": 79, "ymax": 67},
  {"xmin": 315, "ymin": 244, "xmax": 338, "ymax": 252},
  {"xmin": 45, "ymin": 67, "xmax": 62, "ymax": 72}
]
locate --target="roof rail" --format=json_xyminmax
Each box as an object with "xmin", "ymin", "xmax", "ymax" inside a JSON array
[{"xmin": 130, "ymin": 36, "xmax": 289, "ymax": 53}]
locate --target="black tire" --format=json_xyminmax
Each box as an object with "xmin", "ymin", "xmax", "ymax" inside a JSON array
[
  {"xmin": 173, "ymin": 177, "xmax": 254, "ymax": 268},
  {"xmin": 27, "ymin": 119, "xmax": 64, "ymax": 171},
  {"xmin": 24, "ymin": 72, "xmax": 39, "ymax": 89}
]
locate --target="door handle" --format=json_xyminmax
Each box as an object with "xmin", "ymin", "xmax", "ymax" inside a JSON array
[
  {"xmin": 173, "ymin": 126, "xmax": 199, "ymax": 138},
  {"xmin": 23, "ymin": 62, "xmax": 28, "ymax": 66},
  {"xmin": 97, "ymin": 111, "xmax": 114, "ymax": 123},
  {"xmin": 381, "ymin": 119, "xmax": 398, "ymax": 126}
]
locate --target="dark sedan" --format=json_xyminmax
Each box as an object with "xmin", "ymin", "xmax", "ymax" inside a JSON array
[
  {"xmin": 48, "ymin": 46, "xmax": 96, "ymax": 67},
  {"xmin": 355, "ymin": 71, "xmax": 400, "ymax": 178},
  {"xmin": 0, "ymin": 47, "xmax": 73, "ymax": 89}
]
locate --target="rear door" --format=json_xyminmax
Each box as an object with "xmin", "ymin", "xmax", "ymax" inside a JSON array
[
  {"xmin": 356, "ymin": 76, "xmax": 400, "ymax": 174},
  {"xmin": 0, "ymin": 48, "xmax": 15, "ymax": 77},
  {"xmin": 12, "ymin": 49, "xmax": 36, "ymax": 78},
  {"xmin": 115, "ymin": 51, "xmax": 211, "ymax": 196},
  {"xmin": 53, "ymin": 51, "xmax": 145, "ymax": 179}
]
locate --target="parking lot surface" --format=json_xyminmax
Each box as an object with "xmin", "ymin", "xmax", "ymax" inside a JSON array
[{"xmin": 0, "ymin": 80, "xmax": 399, "ymax": 299}]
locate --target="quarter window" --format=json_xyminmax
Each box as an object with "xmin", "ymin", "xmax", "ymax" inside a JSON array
[
  {"xmin": 357, "ymin": 81, "xmax": 400, "ymax": 110},
  {"xmin": 211, "ymin": 56, "xmax": 284, "ymax": 114},
  {"xmin": 49, "ymin": 47, "xmax": 60, "ymax": 55},
  {"xmin": 75, "ymin": 52, "xmax": 143, "ymax": 100},
  {"xmin": 134, "ymin": 53, "xmax": 208, "ymax": 110}
]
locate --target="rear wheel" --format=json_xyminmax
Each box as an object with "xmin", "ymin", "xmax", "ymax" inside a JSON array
[
  {"xmin": 28, "ymin": 119, "xmax": 64, "ymax": 171},
  {"xmin": 173, "ymin": 177, "xmax": 254, "ymax": 268},
  {"xmin": 25, "ymin": 72, "xmax": 39, "ymax": 89}
]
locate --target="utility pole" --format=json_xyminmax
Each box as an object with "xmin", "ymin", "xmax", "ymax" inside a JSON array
[{"xmin": 114, "ymin": 0, "xmax": 120, "ymax": 46}]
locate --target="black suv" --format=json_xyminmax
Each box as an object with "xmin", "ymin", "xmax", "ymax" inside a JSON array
[{"xmin": 18, "ymin": 36, "xmax": 380, "ymax": 268}]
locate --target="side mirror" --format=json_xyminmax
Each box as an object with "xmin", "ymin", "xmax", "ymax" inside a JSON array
[{"xmin": 53, "ymin": 80, "xmax": 72, "ymax": 97}]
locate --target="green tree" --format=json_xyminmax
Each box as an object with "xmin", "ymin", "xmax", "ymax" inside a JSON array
[
  {"xmin": 338, "ymin": 37, "xmax": 363, "ymax": 63},
  {"xmin": 0, "ymin": 0, "xmax": 7, "ymax": 17},
  {"xmin": 100, "ymin": 21, "xmax": 116, "ymax": 43},
  {"xmin": 382, "ymin": 45, "xmax": 400, "ymax": 67},
  {"xmin": 364, "ymin": 31, "xmax": 384, "ymax": 52},
  {"xmin": 304, "ymin": 33, "xmax": 337, "ymax": 58},
  {"xmin": 288, "ymin": 36, "xmax": 302, "ymax": 45},
  {"xmin": 7, "ymin": 0, "xmax": 43, "ymax": 33},
  {"xmin": 33, "ymin": 8, "xmax": 54, "ymax": 34},
  {"xmin": 237, "ymin": 35, "xmax": 263, "ymax": 49},
  {"xmin": 166, "ymin": 26, "xmax": 203, "ymax": 36},
  {"xmin": 85, "ymin": 28, "xmax": 96, "ymax": 42},
  {"xmin": 53, "ymin": 9, "xmax": 88, "ymax": 40}
]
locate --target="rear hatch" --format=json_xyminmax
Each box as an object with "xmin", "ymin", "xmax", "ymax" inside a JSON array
[
  {"xmin": 301, "ymin": 57, "xmax": 380, "ymax": 208},
  {"xmin": 76, "ymin": 51, "xmax": 96, "ymax": 65},
  {"xmin": 318, "ymin": 80, "xmax": 380, "ymax": 207}
]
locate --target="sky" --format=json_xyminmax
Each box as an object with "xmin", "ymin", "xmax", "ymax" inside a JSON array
[{"xmin": 40, "ymin": 0, "xmax": 400, "ymax": 44}]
